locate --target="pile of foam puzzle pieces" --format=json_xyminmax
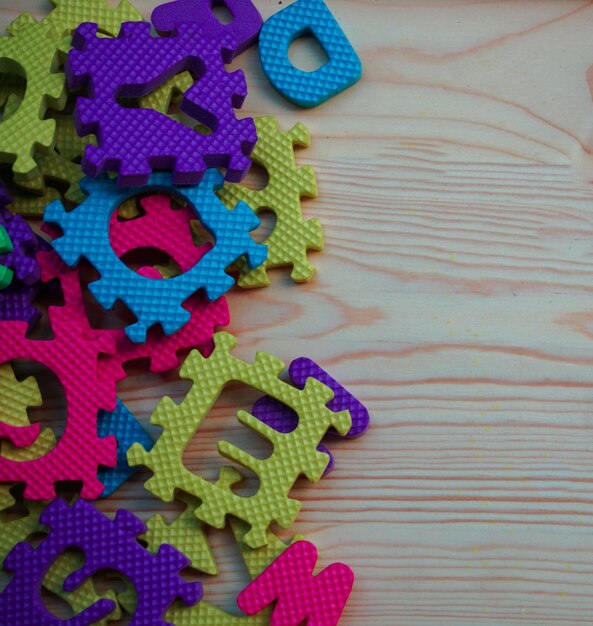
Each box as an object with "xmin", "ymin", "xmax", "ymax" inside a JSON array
[{"xmin": 0, "ymin": 0, "xmax": 367, "ymax": 623}]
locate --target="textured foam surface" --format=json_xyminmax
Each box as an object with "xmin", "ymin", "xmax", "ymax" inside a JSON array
[
  {"xmin": 142, "ymin": 492, "xmax": 217, "ymax": 574},
  {"xmin": 219, "ymin": 117, "xmax": 323, "ymax": 287},
  {"xmin": 0, "ymin": 300, "xmax": 117, "ymax": 500},
  {"xmin": 237, "ymin": 540, "xmax": 354, "ymax": 626},
  {"xmin": 0, "ymin": 19, "xmax": 67, "ymax": 177},
  {"xmin": 259, "ymin": 0, "xmax": 362, "ymax": 108},
  {"xmin": 0, "ymin": 499, "xmax": 202, "ymax": 625},
  {"xmin": 98, "ymin": 399, "xmax": 154, "ymax": 498},
  {"xmin": 67, "ymin": 21, "xmax": 257, "ymax": 186},
  {"xmin": 152, "ymin": 0, "xmax": 263, "ymax": 59},
  {"xmin": 45, "ymin": 171, "xmax": 264, "ymax": 342},
  {"xmin": 252, "ymin": 357, "xmax": 370, "ymax": 474},
  {"xmin": 127, "ymin": 332, "xmax": 352, "ymax": 549},
  {"xmin": 0, "ymin": 206, "xmax": 42, "ymax": 285},
  {"xmin": 0, "ymin": 500, "xmax": 122, "ymax": 624}
]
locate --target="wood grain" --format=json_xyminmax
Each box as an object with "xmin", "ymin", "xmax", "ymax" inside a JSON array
[{"xmin": 4, "ymin": 0, "xmax": 593, "ymax": 623}]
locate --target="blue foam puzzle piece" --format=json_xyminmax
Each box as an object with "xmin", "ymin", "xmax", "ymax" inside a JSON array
[
  {"xmin": 259, "ymin": 0, "xmax": 362, "ymax": 108},
  {"xmin": 44, "ymin": 169, "xmax": 267, "ymax": 343},
  {"xmin": 98, "ymin": 398, "xmax": 154, "ymax": 497}
]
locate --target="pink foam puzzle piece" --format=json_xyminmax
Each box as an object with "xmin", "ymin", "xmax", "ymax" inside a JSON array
[
  {"xmin": 0, "ymin": 300, "xmax": 118, "ymax": 500},
  {"xmin": 0, "ymin": 422, "xmax": 41, "ymax": 448},
  {"xmin": 237, "ymin": 540, "xmax": 354, "ymax": 626}
]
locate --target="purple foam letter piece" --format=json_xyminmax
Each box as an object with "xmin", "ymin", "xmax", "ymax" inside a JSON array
[
  {"xmin": 152, "ymin": 0, "xmax": 263, "ymax": 60},
  {"xmin": 67, "ymin": 22, "xmax": 257, "ymax": 187},
  {"xmin": 251, "ymin": 358, "xmax": 369, "ymax": 475},
  {"xmin": 0, "ymin": 499, "xmax": 202, "ymax": 625}
]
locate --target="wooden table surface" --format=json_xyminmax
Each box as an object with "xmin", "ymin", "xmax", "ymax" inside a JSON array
[{"xmin": 4, "ymin": 0, "xmax": 593, "ymax": 624}]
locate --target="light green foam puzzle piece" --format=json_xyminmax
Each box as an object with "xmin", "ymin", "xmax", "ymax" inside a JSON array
[
  {"xmin": 218, "ymin": 117, "xmax": 323, "ymax": 288},
  {"xmin": 128, "ymin": 332, "xmax": 351, "ymax": 549},
  {"xmin": 0, "ymin": 19, "xmax": 68, "ymax": 179},
  {"xmin": 142, "ymin": 492, "xmax": 218, "ymax": 575}
]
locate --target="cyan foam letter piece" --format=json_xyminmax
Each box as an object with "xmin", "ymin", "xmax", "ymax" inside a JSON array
[
  {"xmin": 98, "ymin": 399, "xmax": 153, "ymax": 497},
  {"xmin": 259, "ymin": 0, "xmax": 362, "ymax": 108}
]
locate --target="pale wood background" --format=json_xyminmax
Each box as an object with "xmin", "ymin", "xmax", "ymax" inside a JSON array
[{"xmin": 5, "ymin": 0, "xmax": 593, "ymax": 624}]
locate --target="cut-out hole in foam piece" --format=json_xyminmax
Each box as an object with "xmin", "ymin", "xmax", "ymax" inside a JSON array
[{"xmin": 259, "ymin": 0, "xmax": 362, "ymax": 108}]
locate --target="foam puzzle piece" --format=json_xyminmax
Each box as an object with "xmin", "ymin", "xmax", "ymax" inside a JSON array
[
  {"xmin": 37, "ymin": 245, "xmax": 227, "ymax": 381},
  {"xmin": 142, "ymin": 493, "xmax": 217, "ymax": 575},
  {"xmin": 127, "ymin": 332, "xmax": 352, "ymax": 549},
  {"xmin": 0, "ymin": 501, "xmax": 123, "ymax": 624},
  {"xmin": 98, "ymin": 399, "xmax": 154, "ymax": 498},
  {"xmin": 0, "ymin": 298, "xmax": 117, "ymax": 499},
  {"xmin": 0, "ymin": 499, "xmax": 202, "ymax": 625},
  {"xmin": 237, "ymin": 540, "xmax": 354, "ymax": 626},
  {"xmin": 109, "ymin": 194, "xmax": 207, "ymax": 274},
  {"xmin": 0, "ymin": 206, "xmax": 42, "ymax": 285},
  {"xmin": 152, "ymin": 0, "xmax": 263, "ymax": 60},
  {"xmin": 3, "ymin": 184, "xmax": 61, "ymax": 218},
  {"xmin": 0, "ymin": 277, "xmax": 42, "ymax": 324},
  {"xmin": 45, "ymin": 171, "xmax": 265, "ymax": 343},
  {"xmin": 259, "ymin": 0, "xmax": 362, "ymax": 108},
  {"xmin": 0, "ymin": 366, "xmax": 121, "ymax": 623},
  {"xmin": 0, "ymin": 363, "xmax": 43, "ymax": 502},
  {"xmin": 67, "ymin": 21, "xmax": 257, "ymax": 186},
  {"xmin": 252, "ymin": 357, "xmax": 370, "ymax": 474},
  {"xmin": 219, "ymin": 116, "xmax": 322, "ymax": 287},
  {"xmin": 131, "ymin": 518, "xmax": 300, "ymax": 625},
  {"xmin": 0, "ymin": 19, "xmax": 68, "ymax": 178},
  {"xmin": 0, "ymin": 224, "xmax": 13, "ymax": 289},
  {"xmin": 6, "ymin": 0, "xmax": 143, "ymax": 38}
]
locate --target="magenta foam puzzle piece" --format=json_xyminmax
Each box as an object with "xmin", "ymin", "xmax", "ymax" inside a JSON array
[
  {"xmin": 67, "ymin": 21, "xmax": 257, "ymax": 186},
  {"xmin": 252, "ymin": 357, "xmax": 370, "ymax": 475},
  {"xmin": 0, "ymin": 499, "xmax": 202, "ymax": 625},
  {"xmin": 152, "ymin": 0, "xmax": 263, "ymax": 60},
  {"xmin": 109, "ymin": 194, "xmax": 207, "ymax": 274},
  {"xmin": 0, "ymin": 292, "xmax": 117, "ymax": 499},
  {"xmin": 0, "ymin": 207, "xmax": 42, "ymax": 285},
  {"xmin": 237, "ymin": 540, "xmax": 354, "ymax": 626}
]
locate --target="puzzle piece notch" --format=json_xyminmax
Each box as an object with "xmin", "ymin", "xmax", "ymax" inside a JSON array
[
  {"xmin": 152, "ymin": 0, "xmax": 263, "ymax": 60},
  {"xmin": 67, "ymin": 21, "xmax": 257, "ymax": 186},
  {"xmin": 0, "ymin": 499, "xmax": 202, "ymax": 625},
  {"xmin": 219, "ymin": 116, "xmax": 322, "ymax": 288},
  {"xmin": 237, "ymin": 540, "xmax": 354, "ymax": 626},
  {"xmin": 259, "ymin": 0, "xmax": 362, "ymax": 108},
  {"xmin": 45, "ymin": 170, "xmax": 264, "ymax": 343},
  {"xmin": 127, "ymin": 332, "xmax": 352, "ymax": 549}
]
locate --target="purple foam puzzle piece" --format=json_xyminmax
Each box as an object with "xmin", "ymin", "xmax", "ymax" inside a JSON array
[
  {"xmin": 0, "ymin": 207, "xmax": 42, "ymax": 285},
  {"xmin": 251, "ymin": 358, "xmax": 369, "ymax": 475},
  {"xmin": 67, "ymin": 21, "xmax": 257, "ymax": 187},
  {"xmin": 151, "ymin": 0, "xmax": 263, "ymax": 60},
  {"xmin": 0, "ymin": 499, "xmax": 202, "ymax": 625},
  {"xmin": 0, "ymin": 280, "xmax": 41, "ymax": 325}
]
